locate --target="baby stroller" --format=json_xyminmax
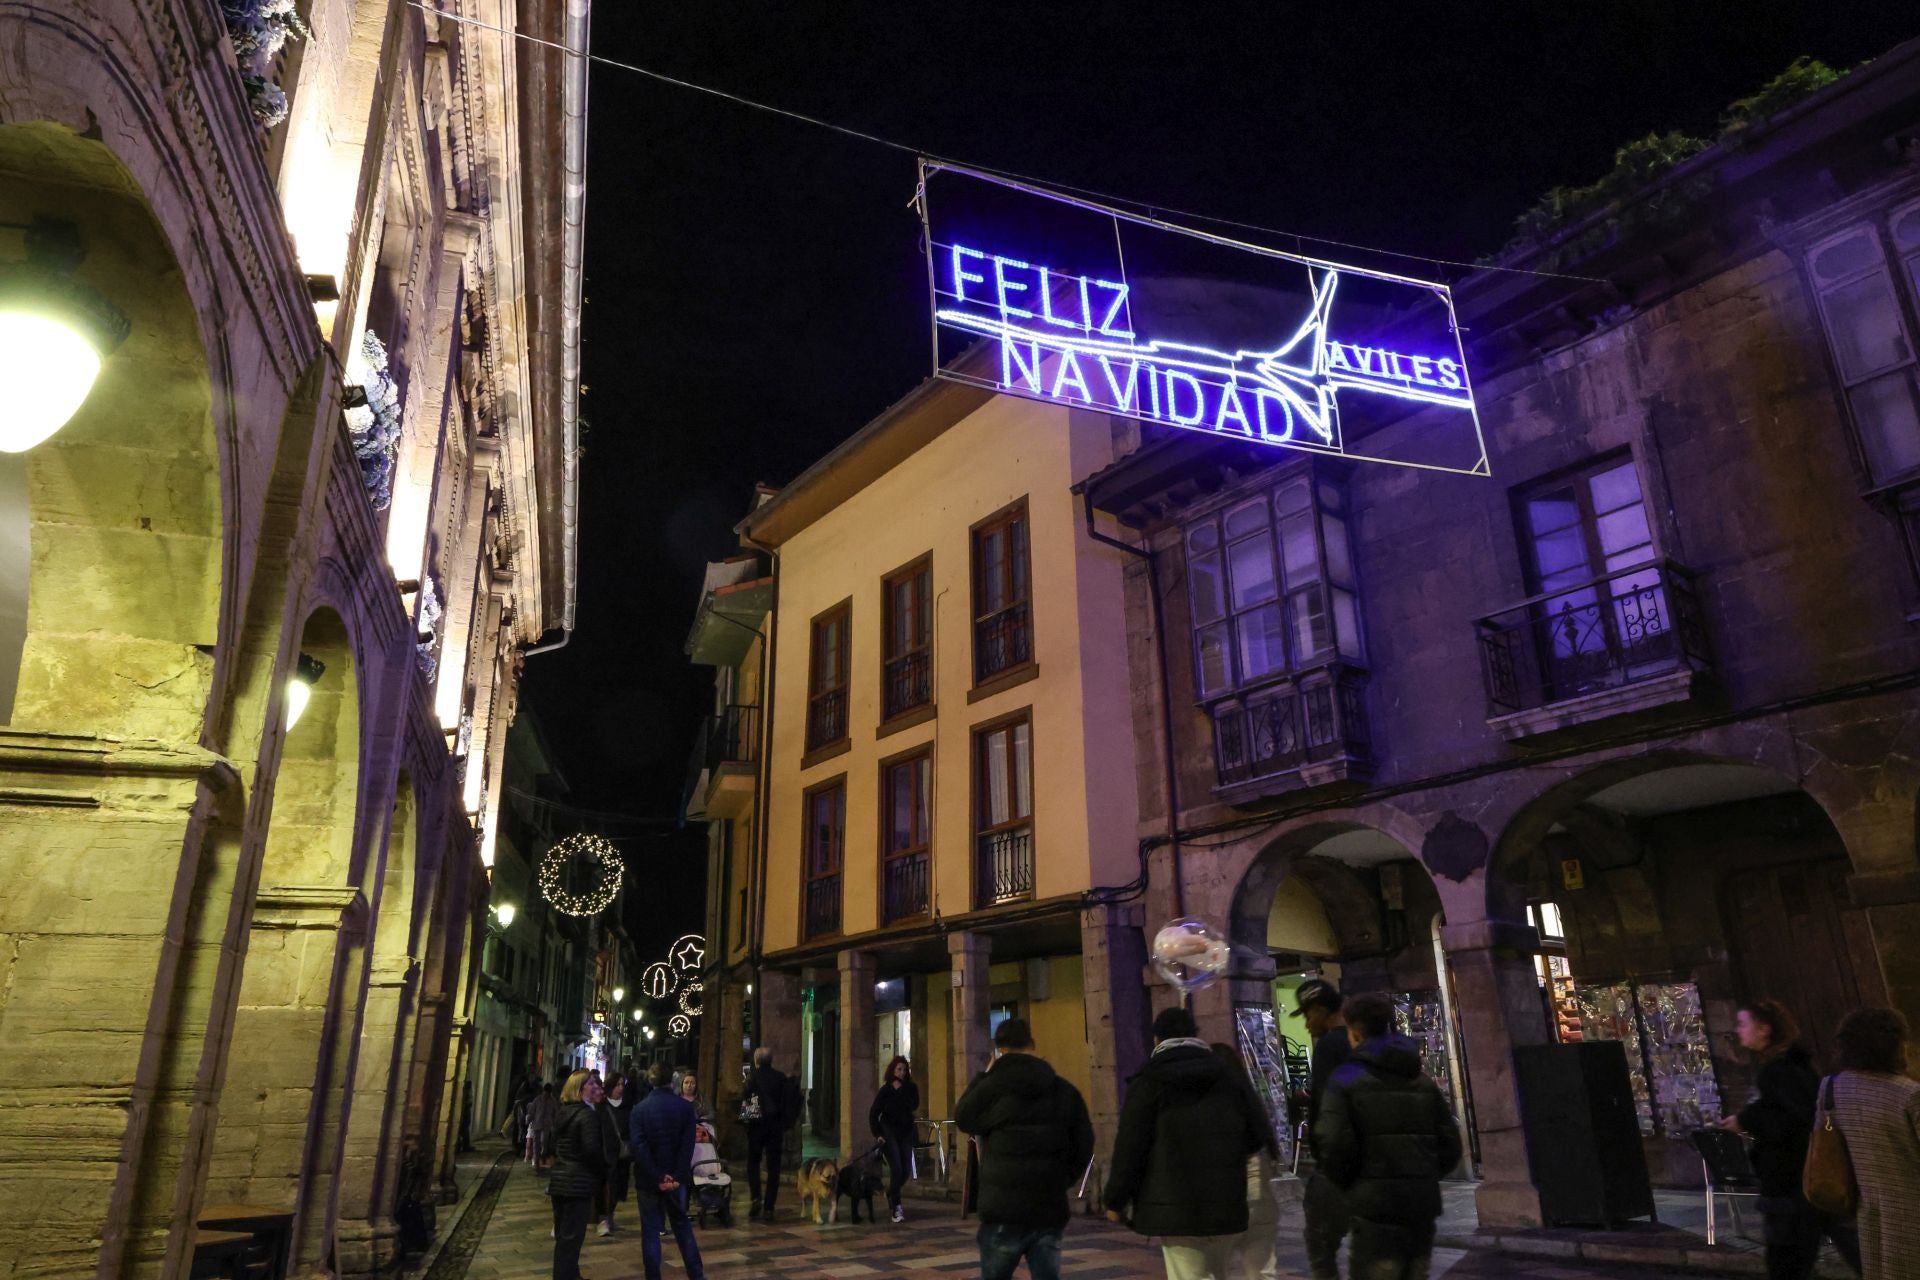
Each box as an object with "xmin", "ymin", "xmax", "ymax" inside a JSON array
[{"xmin": 689, "ymin": 1120, "xmax": 734, "ymax": 1227}]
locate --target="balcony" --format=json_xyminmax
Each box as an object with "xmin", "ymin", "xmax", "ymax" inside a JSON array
[
  {"xmin": 974, "ymin": 602, "xmax": 1033, "ymax": 685},
  {"xmin": 804, "ymin": 873, "xmax": 841, "ymax": 940},
  {"xmin": 882, "ymin": 850, "xmax": 930, "ymax": 923},
  {"xmin": 883, "ymin": 650, "xmax": 932, "ymax": 722},
  {"xmin": 684, "ymin": 704, "xmax": 759, "ymax": 821},
  {"xmin": 1477, "ymin": 560, "xmax": 1713, "ymax": 741},
  {"xmin": 975, "ymin": 824, "xmax": 1034, "ymax": 908},
  {"xmin": 806, "ymin": 687, "xmax": 848, "ymax": 753},
  {"xmin": 1211, "ymin": 664, "xmax": 1373, "ymax": 802}
]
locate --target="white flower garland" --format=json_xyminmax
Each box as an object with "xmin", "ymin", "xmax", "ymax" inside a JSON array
[
  {"xmin": 221, "ymin": 0, "xmax": 309, "ymax": 126},
  {"xmin": 344, "ymin": 330, "xmax": 402, "ymax": 511}
]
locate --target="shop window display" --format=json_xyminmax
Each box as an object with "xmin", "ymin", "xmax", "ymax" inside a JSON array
[
  {"xmin": 1235, "ymin": 1005, "xmax": 1296, "ymax": 1168},
  {"xmin": 1391, "ymin": 989, "xmax": 1458, "ymax": 1112},
  {"xmin": 1572, "ymin": 980, "xmax": 1723, "ymax": 1136}
]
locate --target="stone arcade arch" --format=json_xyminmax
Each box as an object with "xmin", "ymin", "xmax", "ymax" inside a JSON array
[
  {"xmin": 1486, "ymin": 753, "xmax": 1890, "ymax": 1187},
  {"xmin": 205, "ymin": 605, "xmax": 367, "ymax": 1271}
]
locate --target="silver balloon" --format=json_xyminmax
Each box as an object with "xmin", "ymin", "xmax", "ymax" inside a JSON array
[{"xmin": 1151, "ymin": 918, "xmax": 1231, "ymax": 992}]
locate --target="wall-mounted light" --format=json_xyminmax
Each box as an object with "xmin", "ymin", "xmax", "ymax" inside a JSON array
[
  {"xmin": 493, "ymin": 902, "xmax": 516, "ymax": 929},
  {"xmin": 612, "ymin": 986, "xmax": 625, "ymax": 1004},
  {"xmin": 0, "ymin": 219, "xmax": 130, "ymax": 453},
  {"xmin": 631, "ymin": 1009, "xmax": 641, "ymax": 1022},
  {"xmin": 746, "ymin": 983, "xmax": 753, "ymax": 996},
  {"xmin": 644, "ymin": 1027, "xmax": 655, "ymax": 1040},
  {"xmin": 284, "ymin": 652, "xmax": 325, "ymax": 729}
]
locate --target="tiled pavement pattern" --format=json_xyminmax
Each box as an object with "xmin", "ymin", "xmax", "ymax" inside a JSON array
[{"xmin": 450, "ymin": 1159, "xmax": 1713, "ymax": 1280}]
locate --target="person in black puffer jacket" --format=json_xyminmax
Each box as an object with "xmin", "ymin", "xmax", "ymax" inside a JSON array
[
  {"xmin": 1721, "ymin": 999, "xmax": 1862, "ymax": 1280},
  {"xmin": 547, "ymin": 1070, "xmax": 608, "ymax": 1280},
  {"xmin": 870, "ymin": 1055, "xmax": 921, "ymax": 1222},
  {"xmin": 1102, "ymin": 1006, "xmax": 1269, "ymax": 1276},
  {"xmin": 954, "ymin": 1018, "xmax": 1094, "ymax": 1280},
  {"xmin": 1313, "ymin": 993, "xmax": 1462, "ymax": 1280}
]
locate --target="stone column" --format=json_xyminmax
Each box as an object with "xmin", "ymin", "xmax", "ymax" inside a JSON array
[
  {"xmin": 333, "ymin": 957, "xmax": 419, "ymax": 1279},
  {"xmin": 1850, "ymin": 870, "xmax": 1920, "ymax": 1061},
  {"xmin": 837, "ymin": 949, "xmax": 877, "ymax": 1158},
  {"xmin": 1079, "ymin": 903, "xmax": 1149, "ymax": 1167},
  {"xmin": 1439, "ymin": 917, "xmax": 1550, "ymax": 1229},
  {"xmin": 756, "ymin": 968, "xmax": 803, "ymax": 1073},
  {"xmin": 948, "ymin": 932, "xmax": 993, "ymax": 1094}
]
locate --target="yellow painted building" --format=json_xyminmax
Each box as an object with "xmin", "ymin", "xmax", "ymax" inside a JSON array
[{"xmin": 734, "ymin": 378, "xmax": 1147, "ymax": 1163}]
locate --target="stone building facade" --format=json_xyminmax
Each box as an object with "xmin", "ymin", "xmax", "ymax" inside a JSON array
[
  {"xmin": 1082, "ymin": 39, "xmax": 1920, "ymax": 1225},
  {"xmin": 0, "ymin": 0, "xmax": 583, "ymax": 1275}
]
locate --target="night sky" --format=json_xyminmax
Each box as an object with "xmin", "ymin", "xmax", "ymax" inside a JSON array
[{"xmin": 521, "ymin": 3, "xmax": 1917, "ymax": 958}]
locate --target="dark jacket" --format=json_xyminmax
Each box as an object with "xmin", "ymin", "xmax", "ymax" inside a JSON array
[
  {"xmin": 546, "ymin": 1100, "xmax": 608, "ymax": 1199},
  {"xmin": 742, "ymin": 1065, "xmax": 791, "ymax": 1131},
  {"xmin": 1102, "ymin": 1039, "xmax": 1269, "ymax": 1238},
  {"xmin": 954, "ymin": 1052, "xmax": 1094, "ymax": 1230},
  {"xmin": 870, "ymin": 1078, "xmax": 920, "ymax": 1140},
  {"xmin": 631, "ymin": 1088, "xmax": 697, "ymax": 1191},
  {"xmin": 1307, "ymin": 1024, "xmax": 1352, "ymax": 1160},
  {"xmin": 1738, "ymin": 1043, "xmax": 1820, "ymax": 1198},
  {"xmin": 1314, "ymin": 1033, "xmax": 1463, "ymax": 1242}
]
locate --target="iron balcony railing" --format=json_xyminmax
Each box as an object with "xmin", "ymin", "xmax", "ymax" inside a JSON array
[
  {"xmin": 806, "ymin": 687, "xmax": 848, "ymax": 750},
  {"xmin": 882, "ymin": 849, "xmax": 930, "ymax": 923},
  {"xmin": 1476, "ymin": 559, "xmax": 1709, "ymax": 715},
  {"xmin": 975, "ymin": 824, "xmax": 1034, "ymax": 908},
  {"xmin": 704, "ymin": 703, "xmax": 759, "ymax": 770},
  {"xmin": 804, "ymin": 873, "xmax": 841, "ymax": 940},
  {"xmin": 1212, "ymin": 664, "xmax": 1372, "ymax": 788},
  {"xmin": 883, "ymin": 649, "xmax": 933, "ymax": 720},
  {"xmin": 974, "ymin": 602, "xmax": 1033, "ymax": 683}
]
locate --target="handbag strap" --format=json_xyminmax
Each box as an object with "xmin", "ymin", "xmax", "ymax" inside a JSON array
[{"xmin": 1821, "ymin": 1074, "xmax": 1837, "ymax": 1130}]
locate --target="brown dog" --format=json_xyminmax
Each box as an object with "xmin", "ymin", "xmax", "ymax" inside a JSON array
[{"xmin": 796, "ymin": 1156, "xmax": 839, "ymax": 1225}]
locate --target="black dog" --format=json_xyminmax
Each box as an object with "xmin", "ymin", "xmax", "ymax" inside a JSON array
[{"xmin": 835, "ymin": 1143, "xmax": 887, "ymax": 1224}]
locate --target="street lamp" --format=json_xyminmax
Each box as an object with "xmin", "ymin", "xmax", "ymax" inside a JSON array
[
  {"xmin": 284, "ymin": 653, "xmax": 325, "ymax": 729},
  {"xmin": 612, "ymin": 987, "xmax": 625, "ymax": 1004},
  {"xmin": 0, "ymin": 219, "xmax": 130, "ymax": 453},
  {"xmin": 631, "ymin": 1009, "xmax": 641, "ymax": 1022},
  {"xmin": 493, "ymin": 902, "xmax": 516, "ymax": 929},
  {"xmin": 644, "ymin": 1027, "xmax": 655, "ymax": 1041}
]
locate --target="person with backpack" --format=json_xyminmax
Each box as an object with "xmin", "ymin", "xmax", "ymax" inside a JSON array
[
  {"xmin": 1312, "ymin": 993, "xmax": 1463, "ymax": 1280},
  {"xmin": 955, "ymin": 1018, "xmax": 1095, "ymax": 1280},
  {"xmin": 740, "ymin": 1046, "xmax": 799, "ymax": 1221}
]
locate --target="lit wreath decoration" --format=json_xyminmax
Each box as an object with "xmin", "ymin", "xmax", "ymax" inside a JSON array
[
  {"xmin": 678, "ymin": 981, "xmax": 705, "ymax": 1018},
  {"xmin": 537, "ymin": 833, "xmax": 622, "ymax": 916},
  {"xmin": 668, "ymin": 1014, "xmax": 692, "ymax": 1037}
]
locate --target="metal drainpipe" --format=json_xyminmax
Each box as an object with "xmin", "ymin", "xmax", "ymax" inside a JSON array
[
  {"xmin": 1079, "ymin": 488, "xmax": 1184, "ymax": 917},
  {"xmin": 739, "ymin": 532, "xmax": 780, "ymax": 1040}
]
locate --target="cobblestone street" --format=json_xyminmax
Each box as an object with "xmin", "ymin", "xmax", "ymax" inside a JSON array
[{"xmin": 430, "ymin": 1153, "xmax": 1716, "ymax": 1280}]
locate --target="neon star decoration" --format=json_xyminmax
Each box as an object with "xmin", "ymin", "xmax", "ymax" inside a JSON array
[
  {"xmin": 670, "ymin": 934, "xmax": 705, "ymax": 976},
  {"xmin": 668, "ymin": 1014, "xmax": 692, "ymax": 1038},
  {"xmin": 918, "ymin": 162, "xmax": 1490, "ymax": 477}
]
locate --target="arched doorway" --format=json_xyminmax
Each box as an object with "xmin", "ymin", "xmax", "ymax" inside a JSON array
[
  {"xmin": 206, "ymin": 604, "xmax": 365, "ymax": 1271},
  {"xmin": 1490, "ymin": 757, "xmax": 1888, "ymax": 1187},
  {"xmin": 1230, "ymin": 824, "xmax": 1472, "ymax": 1172}
]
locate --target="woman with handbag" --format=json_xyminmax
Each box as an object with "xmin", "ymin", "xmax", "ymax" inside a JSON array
[
  {"xmin": 548, "ymin": 1070, "xmax": 608, "ymax": 1280},
  {"xmin": 599, "ymin": 1073, "xmax": 633, "ymax": 1237},
  {"xmin": 1720, "ymin": 1000, "xmax": 1860, "ymax": 1278},
  {"xmin": 1812, "ymin": 1008, "xmax": 1920, "ymax": 1280}
]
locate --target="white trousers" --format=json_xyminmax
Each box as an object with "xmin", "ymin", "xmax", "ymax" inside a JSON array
[{"xmin": 1161, "ymin": 1224, "xmax": 1279, "ymax": 1280}]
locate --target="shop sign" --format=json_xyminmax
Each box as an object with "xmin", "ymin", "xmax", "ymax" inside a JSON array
[{"xmin": 919, "ymin": 163, "xmax": 1489, "ymax": 476}]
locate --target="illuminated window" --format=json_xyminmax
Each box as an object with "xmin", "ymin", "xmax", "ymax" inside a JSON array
[
  {"xmin": 1808, "ymin": 210, "xmax": 1920, "ymax": 486},
  {"xmin": 972, "ymin": 500, "xmax": 1032, "ymax": 684},
  {"xmin": 881, "ymin": 751, "xmax": 932, "ymax": 922},
  {"xmin": 882, "ymin": 556, "xmax": 933, "ymax": 719},
  {"xmin": 802, "ymin": 779, "xmax": 845, "ymax": 940},
  {"xmin": 974, "ymin": 714, "xmax": 1034, "ymax": 907},
  {"xmin": 805, "ymin": 602, "xmax": 850, "ymax": 751}
]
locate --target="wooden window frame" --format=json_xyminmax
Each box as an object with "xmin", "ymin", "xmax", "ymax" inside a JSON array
[
  {"xmin": 970, "ymin": 498, "xmax": 1035, "ymax": 688},
  {"xmin": 878, "ymin": 746, "xmax": 933, "ymax": 924},
  {"xmin": 971, "ymin": 708, "xmax": 1035, "ymax": 909},
  {"xmin": 880, "ymin": 553, "xmax": 935, "ymax": 728},
  {"xmin": 1513, "ymin": 452, "xmax": 1656, "ymax": 597},
  {"xmin": 804, "ymin": 598, "xmax": 853, "ymax": 756},
  {"xmin": 800, "ymin": 775, "xmax": 847, "ymax": 942}
]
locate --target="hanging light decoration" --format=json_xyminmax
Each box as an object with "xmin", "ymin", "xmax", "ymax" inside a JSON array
[
  {"xmin": 668, "ymin": 1014, "xmax": 691, "ymax": 1038},
  {"xmin": 0, "ymin": 219, "xmax": 130, "ymax": 453},
  {"xmin": 537, "ymin": 833, "xmax": 623, "ymax": 916},
  {"xmin": 678, "ymin": 982, "xmax": 705, "ymax": 1019},
  {"xmin": 284, "ymin": 653, "xmax": 325, "ymax": 729}
]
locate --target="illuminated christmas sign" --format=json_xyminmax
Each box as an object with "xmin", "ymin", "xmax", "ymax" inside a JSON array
[{"xmin": 918, "ymin": 164, "xmax": 1489, "ymax": 476}]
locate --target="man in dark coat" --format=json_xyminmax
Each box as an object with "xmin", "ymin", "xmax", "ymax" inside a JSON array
[
  {"xmin": 954, "ymin": 1018, "xmax": 1094, "ymax": 1280},
  {"xmin": 741, "ymin": 1046, "xmax": 793, "ymax": 1221},
  {"xmin": 1102, "ymin": 1006, "xmax": 1269, "ymax": 1278},
  {"xmin": 630, "ymin": 1064, "xmax": 705, "ymax": 1280},
  {"xmin": 1297, "ymin": 977, "xmax": 1352, "ymax": 1280},
  {"xmin": 1312, "ymin": 993, "xmax": 1463, "ymax": 1280}
]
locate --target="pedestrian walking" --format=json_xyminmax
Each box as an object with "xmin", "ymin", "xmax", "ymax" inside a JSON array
[
  {"xmin": 1295, "ymin": 979, "xmax": 1352, "ymax": 1280},
  {"xmin": 1823, "ymin": 1008, "xmax": 1920, "ymax": 1280},
  {"xmin": 547, "ymin": 1070, "xmax": 608, "ymax": 1280},
  {"xmin": 1212, "ymin": 1043, "xmax": 1283, "ymax": 1280},
  {"xmin": 1312, "ymin": 992, "xmax": 1462, "ymax": 1280},
  {"xmin": 1718, "ymin": 999, "xmax": 1861, "ymax": 1279},
  {"xmin": 1100, "ymin": 1007, "xmax": 1269, "ymax": 1280},
  {"xmin": 870, "ymin": 1055, "xmax": 920, "ymax": 1223},
  {"xmin": 630, "ymin": 1063, "xmax": 706, "ymax": 1280},
  {"xmin": 954, "ymin": 1017, "xmax": 1095, "ymax": 1280},
  {"xmin": 526, "ymin": 1082, "xmax": 560, "ymax": 1170},
  {"xmin": 598, "ymin": 1073, "xmax": 633, "ymax": 1237},
  {"xmin": 740, "ymin": 1046, "xmax": 796, "ymax": 1221}
]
